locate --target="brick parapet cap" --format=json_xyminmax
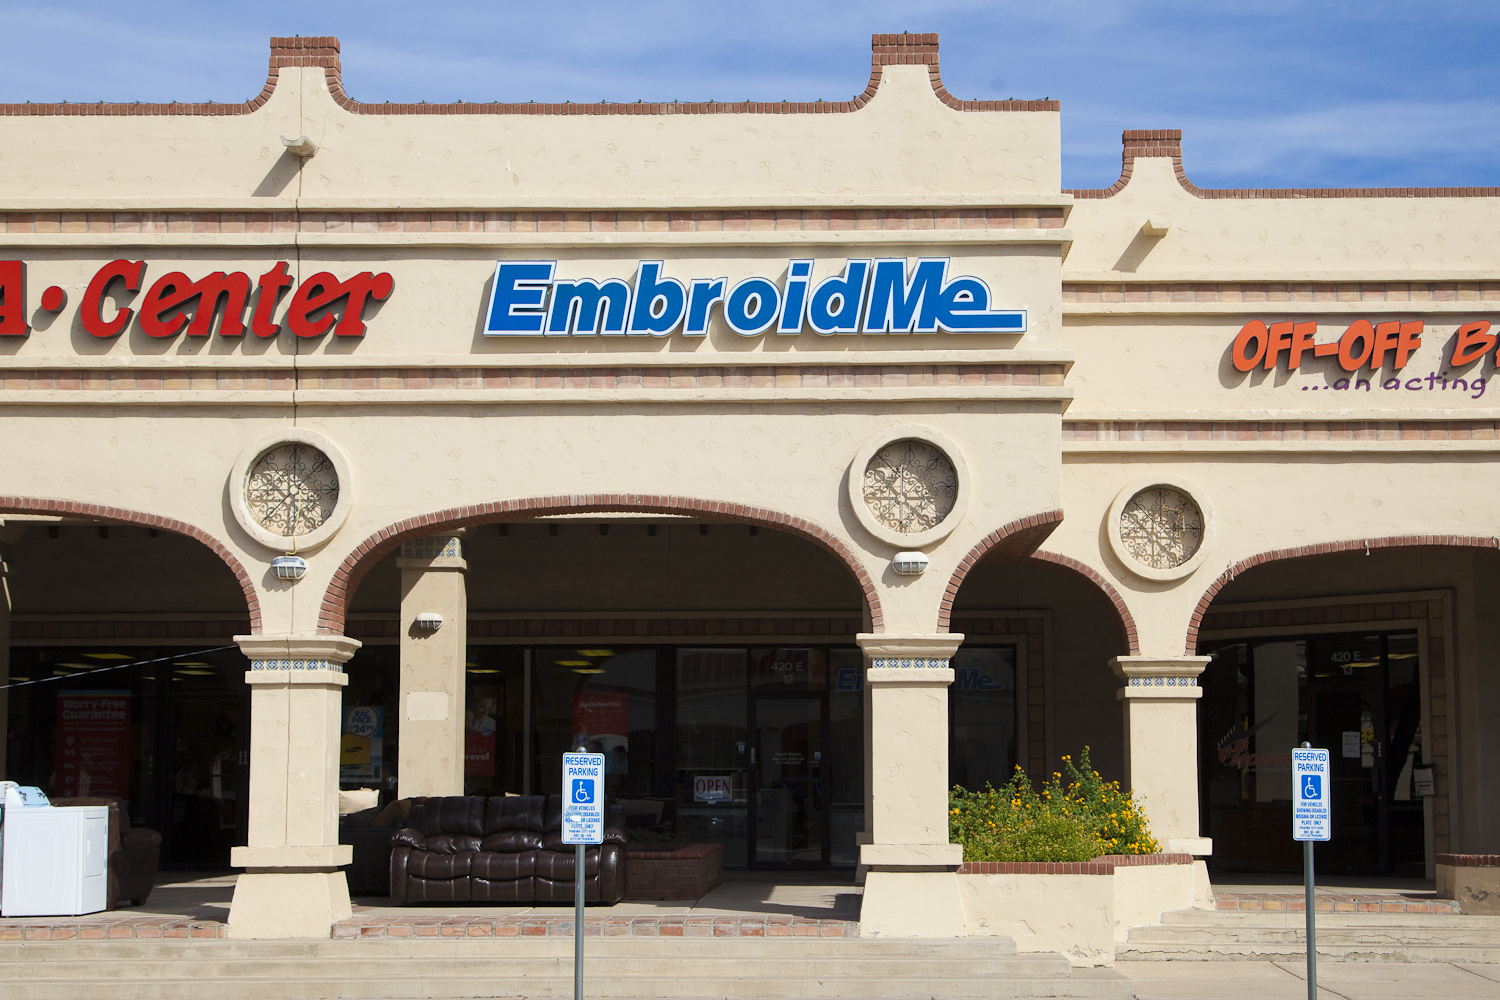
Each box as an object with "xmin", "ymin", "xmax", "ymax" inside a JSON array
[
  {"xmin": 268, "ymin": 35, "xmax": 340, "ymax": 68},
  {"xmin": 1437, "ymin": 853, "xmax": 1500, "ymax": 867},
  {"xmin": 1122, "ymin": 128, "xmax": 1183, "ymax": 157},
  {"xmin": 1071, "ymin": 127, "xmax": 1500, "ymax": 200},
  {"xmin": 0, "ymin": 32, "xmax": 1057, "ymax": 117}
]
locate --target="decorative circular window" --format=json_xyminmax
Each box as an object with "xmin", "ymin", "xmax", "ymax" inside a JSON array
[
  {"xmin": 1107, "ymin": 477, "xmax": 1213, "ymax": 582},
  {"xmin": 848, "ymin": 425, "xmax": 970, "ymax": 549},
  {"xmin": 863, "ymin": 439, "xmax": 958, "ymax": 535},
  {"xmin": 230, "ymin": 429, "xmax": 352, "ymax": 552},
  {"xmin": 246, "ymin": 444, "xmax": 340, "ymax": 538}
]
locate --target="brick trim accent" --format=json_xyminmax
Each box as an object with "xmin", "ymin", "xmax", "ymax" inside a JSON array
[
  {"xmin": 0, "ymin": 364, "xmax": 1066, "ymax": 393},
  {"xmin": 1187, "ymin": 535, "xmax": 1500, "ymax": 653},
  {"xmin": 1437, "ymin": 853, "xmax": 1500, "ymax": 867},
  {"xmin": 1031, "ymin": 551, "xmax": 1140, "ymax": 656},
  {"xmin": 1093, "ymin": 853, "xmax": 1193, "ymax": 866},
  {"xmin": 938, "ymin": 511, "xmax": 1064, "ymax": 630},
  {"xmin": 320, "ymin": 495, "xmax": 880, "ymax": 635},
  {"xmin": 0, "ymin": 917, "xmax": 224, "ymax": 940},
  {"xmin": 1064, "ymin": 421, "xmax": 1500, "ymax": 444},
  {"xmin": 1063, "ymin": 281, "xmax": 1500, "ymax": 303},
  {"xmin": 0, "ymin": 34, "xmax": 1055, "ymax": 118},
  {"xmin": 0, "ymin": 496, "xmax": 260, "ymax": 632},
  {"xmin": 1214, "ymin": 892, "xmax": 1459, "ymax": 913},
  {"xmin": 0, "ymin": 207, "xmax": 1065, "ymax": 234},
  {"xmin": 957, "ymin": 861, "xmax": 1114, "ymax": 875},
  {"xmin": 1069, "ymin": 129, "xmax": 1500, "ymax": 201}
]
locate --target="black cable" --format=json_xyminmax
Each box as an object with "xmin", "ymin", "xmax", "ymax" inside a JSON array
[{"xmin": 1, "ymin": 646, "xmax": 238, "ymax": 690}]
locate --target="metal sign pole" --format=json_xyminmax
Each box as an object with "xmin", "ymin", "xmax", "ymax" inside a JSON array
[
  {"xmin": 574, "ymin": 744, "xmax": 586, "ymax": 1000},
  {"xmin": 562, "ymin": 744, "xmax": 603, "ymax": 1000},
  {"xmin": 575, "ymin": 841, "xmax": 585, "ymax": 1000},
  {"xmin": 1304, "ymin": 835, "xmax": 1317, "ymax": 1000},
  {"xmin": 1295, "ymin": 740, "xmax": 1321, "ymax": 1000}
]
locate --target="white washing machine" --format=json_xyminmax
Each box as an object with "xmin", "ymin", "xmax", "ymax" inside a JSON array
[{"xmin": 0, "ymin": 785, "xmax": 109, "ymax": 917}]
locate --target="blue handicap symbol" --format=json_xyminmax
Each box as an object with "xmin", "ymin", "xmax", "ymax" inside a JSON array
[
  {"xmin": 1301, "ymin": 774, "xmax": 1322, "ymax": 800},
  {"xmin": 571, "ymin": 778, "xmax": 594, "ymax": 804}
]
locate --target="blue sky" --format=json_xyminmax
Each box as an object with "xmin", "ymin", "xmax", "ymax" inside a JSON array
[{"xmin": 1, "ymin": 1, "xmax": 1496, "ymax": 190}]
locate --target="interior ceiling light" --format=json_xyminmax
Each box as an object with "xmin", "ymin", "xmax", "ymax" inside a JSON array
[
  {"xmin": 571, "ymin": 668, "xmax": 606, "ymax": 675},
  {"xmin": 556, "ymin": 660, "xmax": 592, "ymax": 667},
  {"xmin": 53, "ymin": 662, "xmax": 98, "ymax": 670},
  {"xmin": 173, "ymin": 661, "xmax": 211, "ymax": 668},
  {"xmin": 467, "ymin": 668, "xmax": 500, "ymax": 674},
  {"xmin": 174, "ymin": 668, "xmax": 217, "ymax": 676},
  {"xmin": 576, "ymin": 650, "xmax": 615, "ymax": 658},
  {"xmin": 83, "ymin": 652, "xmax": 133, "ymax": 660},
  {"xmin": 1389, "ymin": 652, "xmax": 1418, "ymax": 658}
]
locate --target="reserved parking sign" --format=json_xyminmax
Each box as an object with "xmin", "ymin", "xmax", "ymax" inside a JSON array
[
  {"xmin": 562, "ymin": 752, "xmax": 605, "ymax": 845},
  {"xmin": 1292, "ymin": 747, "xmax": 1331, "ymax": 842}
]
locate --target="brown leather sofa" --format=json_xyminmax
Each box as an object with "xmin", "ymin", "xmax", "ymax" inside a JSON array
[
  {"xmin": 389, "ymin": 794, "xmax": 626, "ymax": 904},
  {"xmin": 52, "ymin": 797, "xmax": 161, "ymax": 908}
]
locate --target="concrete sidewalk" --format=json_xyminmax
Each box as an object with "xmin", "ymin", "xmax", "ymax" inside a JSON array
[{"xmin": 1120, "ymin": 961, "xmax": 1500, "ymax": 999}]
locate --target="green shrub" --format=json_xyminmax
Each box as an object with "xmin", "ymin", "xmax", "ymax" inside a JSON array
[{"xmin": 949, "ymin": 747, "xmax": 1161, "ymax": 863}]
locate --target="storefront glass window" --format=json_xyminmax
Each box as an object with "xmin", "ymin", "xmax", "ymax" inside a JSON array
[
  {"xmin": 949, "ymin": 646, "xmax": 1019, "ymax": 792},
  {"xmin": 1199, "ymin": 629, "xmax": 1424, "ymax": 876},
  {"xmin": 675, "ymin": 648, "xmax": 749, "ymax": 866},
  {"xmin": 7, "ymin": 644, "xmax": 249, "ymax": 868}
]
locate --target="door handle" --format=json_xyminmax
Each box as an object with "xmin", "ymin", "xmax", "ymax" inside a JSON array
[{"xmin": 750, "ymin": 747, "xmax": 757, "ymax": 765}]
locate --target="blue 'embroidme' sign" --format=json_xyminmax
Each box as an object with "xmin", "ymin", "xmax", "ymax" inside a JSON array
[{"xmin": 484, "ymin": 258, "xmax": 1026, "ymax": 338}]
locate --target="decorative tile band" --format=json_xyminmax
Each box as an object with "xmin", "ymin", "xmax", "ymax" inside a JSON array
[
  {"xmin": 0, "ymin": 207, "xmax": 1065, "ymax": 236},
  {"xmin": 1063, "ymin": 281, "xmax": 1500, "ymax": 303},
  {"xmin": 250, "ymin": 658, "xmax": 337, "ymax": 671},
  {"xmin": 870, "ymin": 657, "xmax": 950, "ymax": 669},
  {"xmin": 1064, "ymin": 421, "xmax": 1500, "ymax": 443},
  {"xmin": 1127, "ymin": 675, "xmax": 1197, "ymax": 686},
  {"xmin": 0, "ymin": 365, "xmax": 1063, "ymax": 393},
  {"xmin": 400, "ymin": 536, "xmax": 462, "ymax": 559}
]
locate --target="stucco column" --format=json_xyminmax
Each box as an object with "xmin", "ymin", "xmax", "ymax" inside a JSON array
[
  {"xmin": 228, "ymin": 634, "xmax": 361, "ymax": 939},
  {"xmin": 1111, "ymin": 656, "xmax": 1213, "ymax": 856},
  {"xmin": 398, "ymin": 533, "xmax": 468, "ymax": 798},
  {"xmin": 855, "ymin": 632, "xmax": 966, "ymax": 938}
]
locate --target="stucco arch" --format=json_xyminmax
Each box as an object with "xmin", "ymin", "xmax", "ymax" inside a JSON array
[
  {"xmin": 1185, "ymin": 533, "xmax": 1500, "ymax": 653},
  {"xmin": 318, "ymin": 493, "xmax": 883, "ymax": 635},
  {"xmin": 0, "ymin": 495, "xmax": 262, "ymax": 632}
]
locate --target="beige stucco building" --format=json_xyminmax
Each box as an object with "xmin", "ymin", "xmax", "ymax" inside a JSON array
[{"xmin": 1, "ymin": 32, "xmax": 1497, "ymax": 939}]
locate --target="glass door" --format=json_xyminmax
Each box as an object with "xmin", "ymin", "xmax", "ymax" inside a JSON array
[{"xmin": 750, "ymin": 695, "xmax": 827, "ymax": 867}]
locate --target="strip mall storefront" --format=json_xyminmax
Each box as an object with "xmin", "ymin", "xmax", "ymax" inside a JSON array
[{"xmin": 1, "ymin": 33, "xmax": 1497, "ymax": 938}]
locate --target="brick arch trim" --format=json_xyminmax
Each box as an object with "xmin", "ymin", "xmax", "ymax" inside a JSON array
[
  {"xmin": 0, "ymin": 495, "xmax": 261, "ymax": 632},
  {"xmin": 0, "ymin": 34, "xmax": 1056, "ymax": 118},
  {"xmin": 1068, "ymin": 129, "xmax": 1500, "ymax": 200},
  {"xmin": 1186, "ymin": 534, "xmax": 1500, "ymax": 653},
  {"xmin": 939, "ymin": 510, "xmax": 1064, "ymax": 630},
  {"xmin": 318, "ymin": 494, "xmax": 882, "ymax": 635},
  {"xmin": 1029, "ymin": 551, "xmax": 1140, "ymax": 656}
]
